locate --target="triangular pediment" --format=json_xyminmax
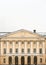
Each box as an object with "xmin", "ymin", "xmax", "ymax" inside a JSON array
[{"xmin": 1, "ymin": 29, "xmax": 44, "ymax": 39}]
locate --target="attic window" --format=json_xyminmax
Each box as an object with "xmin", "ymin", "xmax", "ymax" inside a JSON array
[
  {"xmin": 16, "ymin": 41, "xmax": 18, "ymax": 44},
  {"xmin": 22, "ymin": 41, "xmax": 24, "ymax": 44},
  {"xmin": 28, "ymin": 41, "xmax": 30, "ymax": 44},
  {"xmin": 4, "ymin": 41, "xmax": 6, "ymax": 44},
  {"xmin": 10, "ymin": 41, "xmax": 12, "ymax": 44}
]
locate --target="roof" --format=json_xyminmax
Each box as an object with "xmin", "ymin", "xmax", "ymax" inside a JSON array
[{"xmin": 0, "ymin": 29, "xmax": 46, "ymax": 38}]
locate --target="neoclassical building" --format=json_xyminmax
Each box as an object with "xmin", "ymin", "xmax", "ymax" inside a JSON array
[{"xmin": 0, "ymin": 29, "xmax": 46, "ymax": 65}]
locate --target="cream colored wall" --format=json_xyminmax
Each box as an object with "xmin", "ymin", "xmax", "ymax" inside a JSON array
[
  {"xmin": 0, "ymin": 40, "xmax": 46, "ymax": 64},
  {"xmin": 0, "ymin": 29, "xmax": 46, "ymax": 64}
]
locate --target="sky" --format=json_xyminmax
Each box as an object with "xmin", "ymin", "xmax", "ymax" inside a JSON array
[{"xmin": 0, "ymin": 0, "xmax": 46, "ymax": 32}]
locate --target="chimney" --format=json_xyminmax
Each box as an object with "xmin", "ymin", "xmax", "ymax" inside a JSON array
[{"xmin": 33, "ymin": 30, "xmax": 36, "ymax": 33}]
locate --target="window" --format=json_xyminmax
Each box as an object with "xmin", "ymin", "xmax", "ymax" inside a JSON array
[
  {"xmin": 22, "ymin": 49, "xmax": 24, "ymax": 53},
  {"xmin": 39, "ymin": 48, "xmax": 42, "ymax": 54},
  {"xmin": 3, "ymin": 58, "xmax": 6, "ymax": 63},
  {"xmin": 28, "ymin": 48, "xmax": 30, "ymax": 53},
  {"xmin": 16, "ymin": 41, "xmax": 18, "ymax": 44},
  {"xmin": 4, "ymin": 48, "xmax": 6, "ymax": 54},
  {"xmin": 33, "ymin": 48, "xmax": 36, "ymax": 53},
  {"xmin": 16, "ymin": 48, "xmax": 18, "ymax": 53},
  {"xmin": 10, "ymin": 48, "xmax": 12, "ymax": 53},
  {"xmin": 10, "ymin": 42, "xmax": 12, "ymax": 45},
  {"xmin": 40, "ymin": 58, "xmax": 42, "ymax": 63},
  {"xmin": 4, "ymin": 41, "xmax": 6, "ymax": 44},
  {"xmin": 22, "ymin": 41, "xmax": 24, "ymax": 44}
]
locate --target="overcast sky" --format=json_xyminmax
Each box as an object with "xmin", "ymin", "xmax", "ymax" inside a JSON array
[{"xmin": 0, "ymin": 0, "xmax": 46, "ymax": 32}]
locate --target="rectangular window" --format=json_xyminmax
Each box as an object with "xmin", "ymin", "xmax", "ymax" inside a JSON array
[
  {"xmin": 40, "ymin": 58, "xmax": 42, "ymax": 63},
  {"xmin": 28, "ymin": 48, "xmax": 30, "ymax": 53},
  {"xmin": 22, "ymin": 49, "xmax": 24, "ymax": 53},
  {"xmin": 33, "ymin": 48, "xmax": 36, "ymax": 53},
  {"xmin": 4, "ymin": 48, "xmax": 6, "ymax": 54},
  {"xmin": 16, "ymin": 48, "xmax": 18, "ymax": 53},
  {"xmin": 10, "ymin": 48, "xmax": 12, "ymax": 53},
  {"xmin": 39, "ymin": 48, "xmax": 42, "ymax": 54}
]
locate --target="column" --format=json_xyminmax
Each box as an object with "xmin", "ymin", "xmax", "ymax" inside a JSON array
[
  {"xmin": 43, "ymin": 42, "xmax": 45, "ymax": 54},
  {"xmin": 25, "ymin": 56, "xmax": 27, "ymax": 64},
  {"xmin": 12, "ymin": 41, "xmax": 15, "ymax": 54},
  {"xmin": 25, "ymin": 41, "xmax": 27, "ymax": 54},
  {"xmin": 1, "ymin": 41, "xmax": 3, "ymax": 55},
  {"xmin": 37, "ymin": 42, "xmax": 39, "ymax": 54},
  {"xmin": 31, "ymin": 55, "xmax": 33, "ymax": 64},
  {"xmin": 6, "ymin": 56, "xmax": 8, "ymax": 64},
  {"xmin": 18, "ymin": 56, "xmax": 21, "ymax": 64},
  {"xmin": 19, "ymin": 41, "xmax": 21, "ymax": 54},
  {"xmin": 12, "ymin": 55, "xmax": 15, "ymax": 64},
  {"xmin": 7, "ymin": 41, "xmax": 9, "ymax": 54},
  {"xmin": 37, "ymin": 55, "xmax": 40, "ymax": 64},
  {"xmin": 31, "ymin": 42, "xmax": 33, "ymax": 54}
]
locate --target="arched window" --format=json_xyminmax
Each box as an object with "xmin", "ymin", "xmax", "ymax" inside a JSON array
[
  {"xmin": 34, "ymin": 56, "xmax": 37, "ymax": 65},
  {"xmin": 3, "ymin": 58, "xmax": 6, "ymax": 63},
  {"xmin": 9, "ymin": 56, "xmax": 12, "ymax": 65},
  {"xmin": 21, "ymin": 56, "xmax": 24, "ymax": 65},
  {"xmin": 15, "ymin": 56, "xmax": 18, "ymax": 65},
  {"xmin": 27, "ymin": 56, "xmax": 31, "ymax": 65}
]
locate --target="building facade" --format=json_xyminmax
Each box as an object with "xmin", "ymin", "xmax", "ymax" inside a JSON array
[{"xmin": 0, "ymin": 29, "xmax": 46, "ymax": 65}]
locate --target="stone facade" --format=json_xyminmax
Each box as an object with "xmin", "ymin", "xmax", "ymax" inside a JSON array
[{"xmin": 0, "ymin": 29, "xmax": 46, "ymax": 65}]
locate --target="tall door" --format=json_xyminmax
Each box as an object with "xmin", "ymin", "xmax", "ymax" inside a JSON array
[
  {"xmin": 9, "ymin": 56, "xmax": 12, "ymax": 65},
  {"xmin": 21, "ymin": 56, "xmax": 24, "ymax": 65},
  {"xmin": 27, "ymin": 56, "xmax": 31, "ymax": 65},
  {"xmin": 34, "ymin": 56, "xmax": 37, "ymax": 65},
  {"xmin": 15, "ymin": 56, "xmax": 18, "ymax": 65}
]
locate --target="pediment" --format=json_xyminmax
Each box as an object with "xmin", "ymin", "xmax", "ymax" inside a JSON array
[{"xmin": 1, "ymin": 29, "xmax": 44, "ymax": 39}]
